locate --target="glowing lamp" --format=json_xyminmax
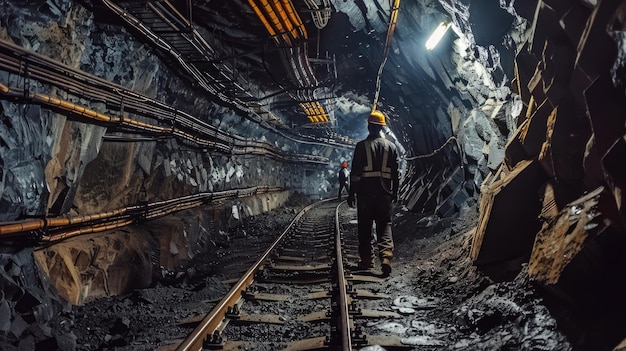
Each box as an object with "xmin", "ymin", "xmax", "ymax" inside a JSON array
[{"xmin": 425, "ymin": 22, "xmax": 451, "ymax": 50}]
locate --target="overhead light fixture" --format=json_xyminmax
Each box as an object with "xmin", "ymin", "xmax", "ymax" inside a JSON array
[{"xmin": 425, "ymin": 21, "xmax": 451, "ymax": 50}]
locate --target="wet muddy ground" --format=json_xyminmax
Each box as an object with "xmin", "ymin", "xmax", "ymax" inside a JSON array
[{"xmin": 67, "ymin": 198, "xmax": 602, "ymax": 351}]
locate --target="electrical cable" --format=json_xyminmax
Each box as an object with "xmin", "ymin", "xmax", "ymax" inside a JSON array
[
  {"xmin": 372, "ymin": 0, "xmax": 401, "ymax": 111},
  {"xmin": 405, "ymin": 136, "xmax": 464, "ymax": 169}
]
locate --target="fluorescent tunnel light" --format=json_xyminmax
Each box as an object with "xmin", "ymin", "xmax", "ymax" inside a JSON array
[{"xmin": 425, "ymin": 22, "xmax": 451, "ymax": 50}]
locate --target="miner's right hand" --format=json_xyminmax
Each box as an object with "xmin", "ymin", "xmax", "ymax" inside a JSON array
[{"xmin": 347, "ymin": 194, "xmax": 355, "ymax": 208}]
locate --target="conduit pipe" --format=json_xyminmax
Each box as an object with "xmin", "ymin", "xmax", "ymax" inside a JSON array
[
  {"xmin": 298, "ymin": 45, "xmax": 317, "ymax": 86},
  {"xmin": 304, "ymin": 0, "xmax": 331, "ymax": 29},
  {"xmin": 0, "ymin": 209, "xmax": 128, "ymax": 236},
  {"xmin": 246, "ymin": 0, "xmax": 330, "ymax": 125},
  {"xmin": 281, "ymin": 0, "xmax": 308, "ymax": 39},
  {"xmin": 271, "ymin": 0, "xmax": 298, "ymax": 40},
  {"xmin": 2, "ymin": 186, "xmax": 282, "ymax": 242},
  {"xmin": 159, "ymin": 0, "xmax": 192, "ymax": 29},
  {"xmin": 0, "ymin": 15, "xmax": 347, "ymax": 149},
  {"xmin": 247, "ymin": 0, "xmax": 281, "ymax": 45},
  {"xmin": 258, "ymin": 0, "xmax": 292, "ymax": 46},
  {"xmin": 42, "ymin": 219, "xmax": 136, "ymax": 243},
  {"xmin": 250, "ymin": 0, "xmax": 316, "ymax": 90},
  {"xmin": 32, "ymin": 92, "xmax": 172, "ymax": 133},
  {"xmin": 1, "ymin": 82, "xmax": 328, "ymax": 163},
  {"xmin": 103, "ymin": 0, "xmax": 337, "ymax": 140},
  {"xmin": 101, "ymin": 0, "xmax": 215, "ymax": 93},
  {"xmin": 405, "ymin": 135, "xmax": 465, "ymax": 170},
  {"xmin": 151, "ymin": 1, "xmax": 218, "ymax": 58}
]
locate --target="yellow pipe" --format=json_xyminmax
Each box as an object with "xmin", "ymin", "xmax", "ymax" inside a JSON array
[
  {"xmin": 258, "ymin": 0, "xmax": 292, "ymax": 46},
  {"xmin": 387, "ymin": 0, "xmax": 400, "ymax": 42},
  {"xmin": 271, "ymin": 0, "xmax": 298, "ymax": 40},
  {"xmin": 1, "ymin": 81, "xmax": 291, "ymax": 159},
  {"xmin": 0, "ymin": 208, "xmax": 128, "ymax": 236},
  {"xmin": 247, "ymin": 0, "xmax": 281, "ymax": 45},
  {"xmin": 0, "ymin": 220, "xmax": 47, "ymax": 235},
  {"xmin": 281, "ymin": 0, "xmax": 308, "ymax": 39},
  {"xmin": 45, "ymin": 219, "xmax": 135, "ymax": 242},
  {"xmin": 33, "ymin": 93, "xmax": 115, "ymax": 122},
  {"xmin": 30, "ymin": 91, "xmax": 179, "ymax": 135},
  {"xmin": 312, "ymin": 103, "xmax": 321, "ymax": 116},
  {"xmin": 0, "ymin": 82, "xmax": 9, "ymax": 94},
  {"xmin": 124, "ymin": 118, "xmax": 172, "ymax": 132}
]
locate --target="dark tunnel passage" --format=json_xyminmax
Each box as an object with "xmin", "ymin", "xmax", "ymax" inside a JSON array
[{"xmin": 1, "ymin": 0, "xmax": 626, "ymax": 350}]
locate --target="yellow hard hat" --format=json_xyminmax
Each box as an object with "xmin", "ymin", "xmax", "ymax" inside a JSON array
[{"xmin": 368, "ymin": 110, "xmax": 386, "ymax": 126}]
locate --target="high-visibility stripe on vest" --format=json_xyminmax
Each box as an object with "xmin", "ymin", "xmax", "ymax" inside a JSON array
[{"xmin": 361, "ymin": 140, "xmax": 393, "ymax": 179}]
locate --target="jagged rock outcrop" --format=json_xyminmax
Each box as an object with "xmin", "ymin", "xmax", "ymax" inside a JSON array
[{"xmin": 471, "ymin": 2, "xmax": 626, "ymax": 336}]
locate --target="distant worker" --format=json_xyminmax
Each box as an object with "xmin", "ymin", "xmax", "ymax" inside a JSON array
[
  {"xmin": 337, "ymin": 161, "xmax": 350, "ymax": 200},
  {"xmin": 347, "ymin": 109, "xmax": 399, "ymax": 277}
]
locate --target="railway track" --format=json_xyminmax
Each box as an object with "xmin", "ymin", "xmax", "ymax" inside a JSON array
[{"xmin": 173, "ymin": 198, "xmax": 412, "ymax": 351}]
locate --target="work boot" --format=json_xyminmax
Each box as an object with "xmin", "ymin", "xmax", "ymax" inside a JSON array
[
  {"xmin": 381, "ymin": 257, "xmax": 391, "ymax": 276},
  {"xmin": 357, "ymin": 260, "xmax": 373, "ymax": 270}
]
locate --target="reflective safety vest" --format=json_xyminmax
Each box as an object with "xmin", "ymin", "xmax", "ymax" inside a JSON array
[
  {"xmin": 361, "ymin": 139, "xmax": 393, "ymax": 180},
  {"xmin": 350, "ymin": 136, "xmax": 398, "ymax": 197}
]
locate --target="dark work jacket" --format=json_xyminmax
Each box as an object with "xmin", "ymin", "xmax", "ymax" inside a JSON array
[
  {"xmin": 349, "ymin": 134, "xmax": 399, "ymax": 198},
  {"xmin": 338, "ymin": 168, "xmax": 350, "ymax": 184}
]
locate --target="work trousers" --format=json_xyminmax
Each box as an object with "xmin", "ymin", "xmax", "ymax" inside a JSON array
[
  {"xmin": 356, "ymin": 194, "xmax": 394, "ymax": 263},
  {"xmin": 338, "ymin": 183, "xmax": 349, "ymax": 199}
]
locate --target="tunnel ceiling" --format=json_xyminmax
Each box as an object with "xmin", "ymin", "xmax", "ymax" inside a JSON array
[
  {"xmin": 77, "ymin": 0, "xmax": 524, "ymax": 151},
  {"xmin": 0, "ymin": 0, "xmax": 537, "ymax": 222}
]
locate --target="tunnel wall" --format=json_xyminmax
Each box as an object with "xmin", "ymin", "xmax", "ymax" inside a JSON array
[
  {"xmin": 0, "ymin": 0, "xmax": 345, "ymax": 224},
  {"xmin": 470, "ymin": 0, "xmax": 626, "ymax": 330},
  {"xmin": 33, "ymin": 190, "xmax": 293, "ymax": 305},
  {"xmin": 0, "ymin": 1, "xmax": 344, "ymax": 345}
]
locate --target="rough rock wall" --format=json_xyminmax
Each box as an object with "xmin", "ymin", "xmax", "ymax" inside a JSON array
[
  {"xmin": 0, "ymin": 0, "xmax": 337, "ymax": 347},
  {"xmin": 0, "ymin": 0, "xmax": 339, "ymax": 223},
  {"xmin": 0, "ymin": 249, "xmax": 75, "ymax": 349},
  {"xmin": 366, "ymin": 0, "xmax": 531, "ymax": 216},
  {"xmin": 33, "ymin": 189, "xmax": 292, "ymax": 306},
  {"xmin": 471, "ymin": 0, "xmax": 626, "ymax": 328}
]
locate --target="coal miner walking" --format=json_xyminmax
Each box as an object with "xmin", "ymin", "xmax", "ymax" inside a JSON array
[
  {"xmin": 347, "ymin": 109, "xmax": 399, "ymax": 277},
  {"xmin": 337, "ymin": 161, "xmax": 350, "ymax": 200}
]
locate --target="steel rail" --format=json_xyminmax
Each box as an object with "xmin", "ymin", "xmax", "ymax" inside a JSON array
[
  {"xmin": 334, "ymin": 201, "xmax": 353, "ymax": 350},
  {"xmin": 173, "ymin": 198, "xmax": 359, "ymax": 350},
  {"xmin": 175, "ymin": 198, "xmax": 334, "ymax": 351}
]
